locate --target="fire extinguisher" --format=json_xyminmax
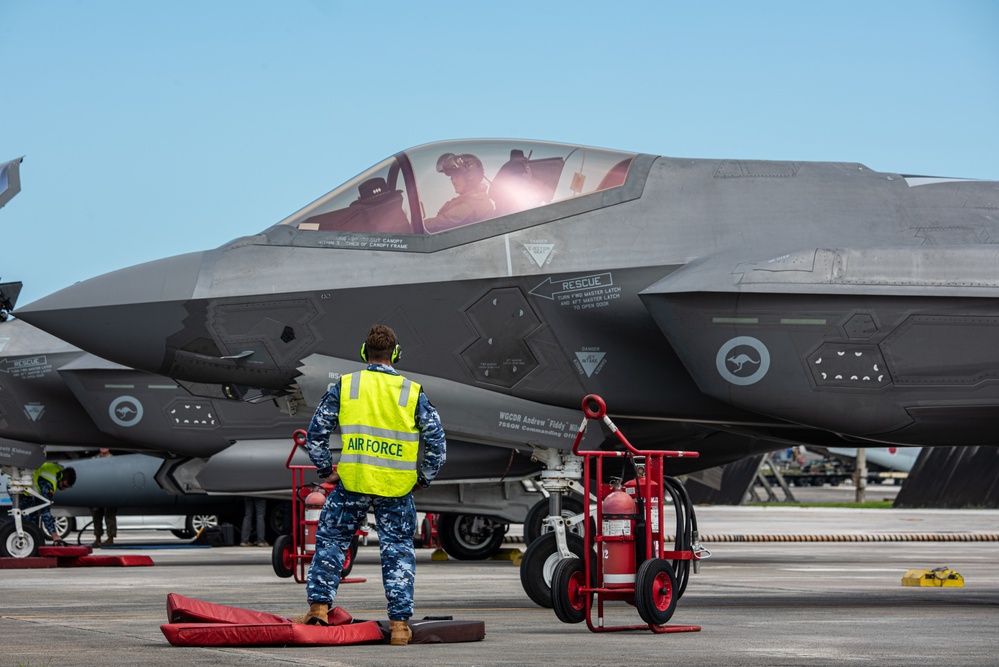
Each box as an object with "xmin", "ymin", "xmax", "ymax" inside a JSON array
[
  {"xmin": 625, "ymin": 463, "xmax": 661, "ymax": 534},
  {"xmin": 601, "ymin": 478, "xmax": 637, "ymax": 588},
  {"xmin": 303, "ymin": 488, "xmax": 327, "ymax": 554}
]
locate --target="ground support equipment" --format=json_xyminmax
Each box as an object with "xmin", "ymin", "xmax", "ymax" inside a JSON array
[
  {"xmin": 550, "ymin": 394, "xmax": 705, "ymax": 634},
  {"xmin": 271, "ymin": 429, "xmax": 364, "ymax": 583},
  {"xmin": 902, "ymin": 566, "xmax": 965, "ymax": 587}
]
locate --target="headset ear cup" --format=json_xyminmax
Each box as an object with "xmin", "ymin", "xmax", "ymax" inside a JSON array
[
  {"xmin": 360, "ymin": 343, "xmax": 367, "ymax": 362},
  {"xmin": 392, "ymin": 344, "xmax": 401, "ymax": 363}
]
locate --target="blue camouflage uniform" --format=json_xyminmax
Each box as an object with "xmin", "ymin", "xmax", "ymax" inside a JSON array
[{"xmin": 304, "ymin": 363, "xmax": 446, "ymax": 620}]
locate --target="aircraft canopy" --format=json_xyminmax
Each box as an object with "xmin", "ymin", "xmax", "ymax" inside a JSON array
[{"xmin": 282, "ymin": 140, "xmax": 636, "ymax": 235}]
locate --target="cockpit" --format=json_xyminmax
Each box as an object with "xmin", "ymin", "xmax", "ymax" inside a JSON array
[{"xmin": 281, "ymin": 140, "xmax": 637, "ymax": 236}]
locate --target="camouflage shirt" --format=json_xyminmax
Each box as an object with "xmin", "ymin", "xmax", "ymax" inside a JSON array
[{"xmin": 305, "ymin": 363, "xmax": 447, "ymax": 488}]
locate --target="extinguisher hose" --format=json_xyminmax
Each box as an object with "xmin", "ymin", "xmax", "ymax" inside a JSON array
[{"xmin": 663, "ymin": 475, "xmax": 697, "ymax": 599}]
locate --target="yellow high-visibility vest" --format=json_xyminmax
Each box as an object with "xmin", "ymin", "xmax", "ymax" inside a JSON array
[
  {"xmin": 31, "ymin": 462, "xmax": 62, "ymax": 492},
  {"xmin": 337, "ymin": 370, "xmax": 420, "ymax": 497}
]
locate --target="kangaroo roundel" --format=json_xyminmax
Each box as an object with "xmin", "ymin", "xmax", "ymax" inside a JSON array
[{"xmin": 716, "ymin": 337, "xmax": 770, "ymax": 386}]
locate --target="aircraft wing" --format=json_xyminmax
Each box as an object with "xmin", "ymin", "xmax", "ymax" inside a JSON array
[
  {"xmin": 0, "ymin": 157, "xmax": 24, "ymax": 210},
  {"xmin": 640, "ymin": 246, "xmax": 999, "ymax": 447}
]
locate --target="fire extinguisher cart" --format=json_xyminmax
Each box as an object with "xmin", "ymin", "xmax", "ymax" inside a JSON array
[
  {"xmin": 551, "ymin": 395, "xmax": 706, "ymax": 633},
  {"xmin": 272, "ymin": 429, "xmax": 360, "ymax": 582}
]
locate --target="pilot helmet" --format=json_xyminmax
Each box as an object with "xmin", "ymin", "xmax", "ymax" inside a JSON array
[{"xmin": 436, "ymin": 153, "xmax": 484, "ymax": 178}]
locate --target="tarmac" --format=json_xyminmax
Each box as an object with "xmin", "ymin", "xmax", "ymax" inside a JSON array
[{"xmin": 2, "ymin": 484, "xmax": 998, "ymax": 667}]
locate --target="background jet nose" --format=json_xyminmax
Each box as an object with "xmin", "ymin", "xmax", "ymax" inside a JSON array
[{"xmin": 14, "ymin": 251, "xmax": 205, "ymax": 374}]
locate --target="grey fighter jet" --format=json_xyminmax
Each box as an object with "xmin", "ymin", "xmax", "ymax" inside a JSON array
[
  {"xmin": 1, "ymin": 310, "xmax": 543, "ymax": 557},
  {"xmin": 15, "ymin": 139, "xmax": 999, "ymax": 598},
  {"xmin": 0, "ymin": 157, "xmax": 24, "ymax": 210}
]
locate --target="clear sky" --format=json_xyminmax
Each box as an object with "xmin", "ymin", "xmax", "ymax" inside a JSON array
[{"xmin": 2, "ymin": 1, "xmax": 997, "ymax": 305}]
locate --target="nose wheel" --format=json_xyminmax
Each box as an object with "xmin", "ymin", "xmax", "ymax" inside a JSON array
[{"xmin": 0, "ymin": 520, "xmax": 43, "ymax": 558}]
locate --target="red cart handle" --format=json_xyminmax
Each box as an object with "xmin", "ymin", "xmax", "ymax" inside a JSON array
[
  {"xmin": 286, "ymin": 429, "xmax": 310, "ymax": 469},
  {"xmin": 572, "ymin": 394, "xmax": 699, "ymax": 459}
]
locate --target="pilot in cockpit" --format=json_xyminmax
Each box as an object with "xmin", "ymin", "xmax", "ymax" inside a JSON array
[{"xmin": 423, "ymin": 153, "xmax": 495, "ymax": 232}]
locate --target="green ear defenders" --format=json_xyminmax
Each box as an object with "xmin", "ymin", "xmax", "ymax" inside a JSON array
[{"xmin": 360, "ymin": 342, "xmax": 401, "ymax": 364}]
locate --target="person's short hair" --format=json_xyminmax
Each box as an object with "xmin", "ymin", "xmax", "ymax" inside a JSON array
[
  {"xmin": 59, "ymin": 467, "xmax": 77, "ymax": 487},
  {"xmin": 364, "ymin": 324, "xmax": 398, "ymax": 361}
]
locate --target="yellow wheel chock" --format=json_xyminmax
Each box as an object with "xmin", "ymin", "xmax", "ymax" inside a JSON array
[{"xmin": 901, "ymin": 566, "xmax": 964, "ymax": 587}]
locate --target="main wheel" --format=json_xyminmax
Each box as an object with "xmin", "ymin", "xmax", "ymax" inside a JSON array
[
  {"xmin": 272, "ymin": 534, "xmax": 294, "ymax": 578},
  {"xmin": 437, "ymin": 513, "xmax": 507, "ymax": 560},
  {"xmin": 551, "ymin": 557, "xmax": 588, "ymax": 624},
  {"xmin": 634, "ymin": 558, "xmax": 678, "ymax": 625},
  {"xmin": 43, "ymin": 515, "xmax": 73, "ymax": 540},
  {"xmin": 0, "ymin": 520, "xmax": 44, "ymax": 558},
  {"xmin": 519, "ymin": 532, "xmax": 586, "ymax": 608},
  {"xmin": 523, "ymin": 496, "xmax": 587, "ymax": 545},
  {"xmin": 171, "ymin": 513, "xmax": 220, "ymax": 540}
]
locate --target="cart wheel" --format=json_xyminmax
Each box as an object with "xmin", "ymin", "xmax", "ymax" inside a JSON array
[
  {"xmin": 551, "ymin": 557, "xmax": 587, "ymax": 624},
  {"xmin": 0, "ymin": 520, "xmax": 44, "ymax": 559},
  {"xmin": 519, "ymin": 532, "xmax": 586, "ymax": 608},
  {"xmin": 272, "ymin": 534, "xmax": 294, "ymax": 578},
  {"xmin": 341, "ymin": 534, "xmax": 359, "ymax": 578},
  {"xmin": 634, "ymin": 558, "xmax": 678, "ymax": 626}
]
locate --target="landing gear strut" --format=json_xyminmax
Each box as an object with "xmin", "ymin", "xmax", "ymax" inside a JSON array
[{"xmin": 517, "ymin": 447, "xmax": 587, "ymax": 607}]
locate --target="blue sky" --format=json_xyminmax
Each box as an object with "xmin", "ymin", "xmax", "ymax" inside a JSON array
[{"xmin": 2, "ymin": 1, "xmax": 997, "ymax": 305}]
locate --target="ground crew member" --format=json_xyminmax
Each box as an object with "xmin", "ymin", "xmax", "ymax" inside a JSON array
[
  {"xmin": 296, "ymin": 324, "xmax": 447, "ymax": 646},
  {"xmin": 89, "ymin": 448, "xmax": 118, "ymax": 547},
  {"xmin": 20, "ymin": 462, "xmax": 76, "ymax": 545}
]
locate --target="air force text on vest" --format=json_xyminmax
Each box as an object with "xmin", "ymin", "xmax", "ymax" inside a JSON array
[{"xmin": 344, "ymin": 435, "xmax": 404, "ymax": 458}]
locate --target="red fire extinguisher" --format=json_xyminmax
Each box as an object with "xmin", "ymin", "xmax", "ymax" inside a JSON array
[
  {"xmin": 601, "ymin": 479, "xmax": 637, "ymax": 588},
  {"xmin": 624, "ymin": 464, "xmax": 661, "ymax": 534},
  {"xmin": 303, "ymin": 488, "xmax": 327, "ymax": 554}
]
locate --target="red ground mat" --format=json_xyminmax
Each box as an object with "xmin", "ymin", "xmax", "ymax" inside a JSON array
[
  {"xmin": 58, "ymin": 554, "xmax": 154, "ymax": 567},
  {"xmin": 8, "ymin": 546, "xmax": 153, "ymax": 567},
  {"xmin": 161, "ymin": 594, "xmax": 485, "ymax": 647},
  {"xmin": 39, "ymin": 545, "xmax": 91, "ymax": 558},
  {"xmin": 162, "ymin": 594, "xmax": 381, "ymax": 647},
  {"xmin": 0, "ymin": 556, "xmax": 57, "ymax": 569}
]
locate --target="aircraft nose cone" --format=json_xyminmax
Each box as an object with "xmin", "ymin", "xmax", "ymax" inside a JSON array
[{"xmin": 14, "ymin": 252, "xmax": 205, "ymax": 374}]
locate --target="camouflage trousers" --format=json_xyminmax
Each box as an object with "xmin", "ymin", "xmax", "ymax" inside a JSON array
[{"xmin": 306, "ymin": 484, "xmax": 417, "ymax": 621}]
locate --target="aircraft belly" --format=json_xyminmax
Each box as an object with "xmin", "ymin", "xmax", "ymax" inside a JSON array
[
  {"xmin": 194, "ymin": 438, "xmax": 543, "ymax": 495},
  {"xmin": 643, "ymin": 290, "xmax": 999, "ymax": 446}
]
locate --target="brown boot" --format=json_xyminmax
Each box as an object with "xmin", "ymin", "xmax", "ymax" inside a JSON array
[
  {"xmin": 293, "ymin": 603, "xmax": 329, "ymax": 626},
  {"xmin": 102, "ymin": 536, "xmax": 114, "ymax": 547},
  {"xmin": 389, "ymin": 620, "xmax": 412, "ymax": 646}
]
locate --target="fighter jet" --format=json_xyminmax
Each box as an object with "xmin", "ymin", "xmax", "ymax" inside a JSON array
[
  {"xmin": 15, "ymin": 138, "xmax": 999, "ymax": 598},
  {"xmin": 1, "ymin": 310, "xmax": 543, "ymax": 558},
  {"xmin": 0, "ymin": 157, "xmax": 24, "ymax": 210}
]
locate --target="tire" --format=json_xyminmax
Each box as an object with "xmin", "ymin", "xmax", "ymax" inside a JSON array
[
  {"xmin": 341, "ymin": 534, "xmax": 359, "ymax": 578},
  {"xmin": 519, "ymin": 532, "xmax": 586, "ymax": 608},
  {"xmin": 172, "ymin": 513, "xmax": 220, "ymax": 540},
  {"xmin": 437, "ymin": 513, "xmax": 507, "ymax": 560},
  {"xmin": 417, "ymin": 514, "xmax": 436, "ymax": 548},
  {"xmin": 43, "ymin": 515, "xmax": 73, "ymax": 540},
  {"xmin": 523, "ymin": 495, "xmax": 586, "ymax": 545},
  {"xmin": 634, "ymin": 558, "xmax": 678, "ymax": 626},
  {"xmin": 0, "ymin": 520, "xmax": 44, "ymax": 558},
  {"xmin": 272, "ymin": 534, "xmax": 294, "ymax": 578},
  {"xmin": 551, "ymin": 557, "xmax": 588, "ymax": 624},
  {"xmin": 266, "ymin": 501, "xmax": 285, "ymax": 543}
]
